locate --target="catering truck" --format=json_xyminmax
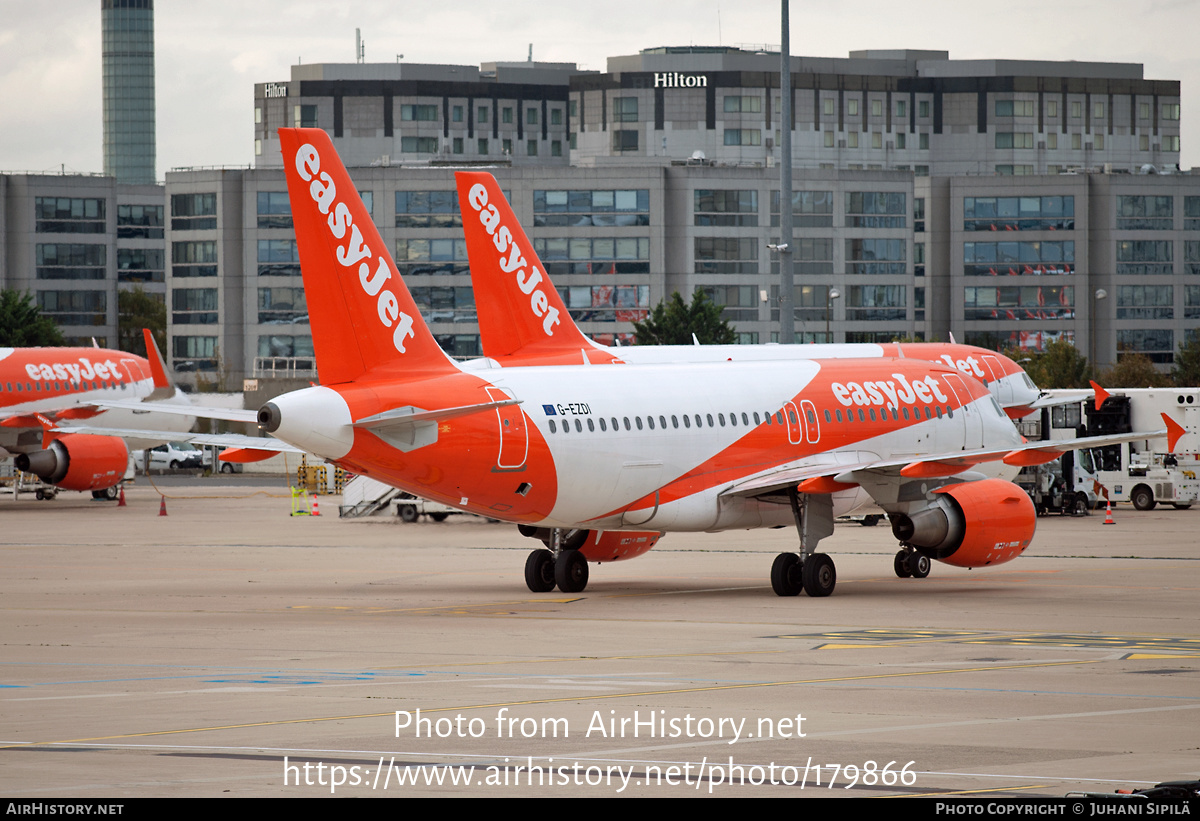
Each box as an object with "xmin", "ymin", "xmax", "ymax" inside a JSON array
[{"xmin": 1020, "ymin": 388, "xmax": 1200, "ymax": 510}]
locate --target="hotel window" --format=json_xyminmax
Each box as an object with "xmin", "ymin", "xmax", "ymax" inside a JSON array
[
  {"xmin": 695, "ymin": 190, "xmax": 758, "ymax": 227},
  {"xmin": 823, "ymin": 98, "xmax": 834, "ymax": 116},
  {"xmin": 871, "ymin": 99, "xmax": 882, "ymax": 117},
  {"xmin": 36, "ymin": 244, "xmax": 105, "ymax": 280},
  {"xmin": 117, "ymin": 204, "xmax": 163, "ymax": 239},
  {"xmin": 896, "ymin": 100, "xmax": 906, "ymax": 118},
  {"xmin": 847, "ymin": 132, "xmax": 859, "ymax": 148},
  {"xmin": 845, "ymin": 239, "xmax": 906, "ymax": 274},
  {"xmin": 256, "ymin": 192, "xmax": 292, "ymax": 229},
  {"xmin": 723, "ymin": 129, "xmax": 761, "ymax": 146},
  {"xmin": 173, "ymin": 288, "xmax": 219, "ymax": 325},
  {"xmin": 1117, "ymin": 196, "xmax": 1173, "ymax": 230},
  {"xmin": 400, "ymin": 104, "xmax": 438, "ymax": 122},
  {"xmin": 723, "ymin": 96, "xmax": 762, "ymax": 113},
  {"xmin": 478, "ymin": 106, "xmax": 489, "ymax": 124},
  {"xmin": 694, "ymin": 238, "xmax": 759, "ymax": 275},
  {"xmin": 551, "ymin": 108, "xmax": 562, "ymax": 125},
  {"xmin": 847, "ymin": 99, "xmax": 859, "ymax": 116},
  {"xmin": 1163, "ymin": 103, "xmax": 1181, "ymax": 121},
  {"xmin": 770, "ymin": 191, "xmax": 833, "ymax": 228},
  {"xmin": 1117, "ymin": 285, "xmax": 1173, "ymax": 320},
  {"xmin": 395, "ymin": 191, "xmax": 462, "ymax": 228},
  {"xmin": 170, "ymin": 193, "xmax": 216, "ymax": 230},
  {"xmin": 611, "ymin": 130, "xmax": 638, "ymax": 152},
  {"xmin": 533, "ymin": 189, "xmax": 650, "ymax": 228},
  {"xmin": 452, "ymin": 106, "xmax": 463, "ymax": 122},
  {"xmin": 995, "ymin": 132, "xmax": 1034, "ymax": 149},
  {"xmin": 613, "ymin": 97, "xmax": 638, "ymax": 122},
  {"xmin": 35, "ymin": 197, "xmax": 106, "ymax": 234},
  {"xmin": 845, "ymin": 191, "xmax": 906, "ymax": 228}
]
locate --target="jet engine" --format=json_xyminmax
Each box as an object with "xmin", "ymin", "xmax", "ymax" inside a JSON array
[
  {"xmin": 889, "ymin": 478, "xmax": 1035, "ymax": 568},
  {"xmin": 14, "ymin": 434, "xmax": 128, "ymax": 492}
]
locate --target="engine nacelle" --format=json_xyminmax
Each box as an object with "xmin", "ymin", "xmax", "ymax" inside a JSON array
[
  {"xmin": 14, "ymin": 434, "xmax": 128, "ymax": 492},
  {"xmin": 890, "ymin": 478, "xmax": 1035, "ymax": 568}
]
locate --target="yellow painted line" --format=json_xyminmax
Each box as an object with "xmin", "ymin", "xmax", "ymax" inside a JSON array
[
  {"xmin": 3, "ymin": 658, "xmax": 1099, "ymax": 750},
  {"xmin": 1126, "ymin": 653, "xmax": 1200, "ymax": 659}
]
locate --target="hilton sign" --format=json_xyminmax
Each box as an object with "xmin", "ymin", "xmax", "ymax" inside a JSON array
[{"xmin": 653, "ymin": 72, "xmax": 708, "ymax": 88}]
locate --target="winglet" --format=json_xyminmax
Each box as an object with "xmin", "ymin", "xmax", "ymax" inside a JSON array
[
  {"xmin": 1089, "ymin": 380, "xmax": 1110, "ymax": 412},
  {"xmin": 455, "ymin": 171, "xmax": 617, "ymax": 365},
  {"xmin": 1163, "ymin": 413, "xmax": 1185, "ymax": 452}
]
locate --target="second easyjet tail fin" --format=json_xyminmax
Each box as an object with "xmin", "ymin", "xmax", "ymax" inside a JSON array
[
  {"xmin": 280, "ymin": 128, "xmax": 456, "ymax": 384},
  {"xmin": 142, "ymin": 328, "xmax": 175, "ymax": 401},
  {"xmin": 455, "ymin": 172, "xmax": 617, "ymax": 365}
]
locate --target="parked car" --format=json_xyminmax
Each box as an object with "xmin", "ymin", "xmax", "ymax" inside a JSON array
[{"xmin": 146, "ymin": 442, "xmax": 203, "ymax": 471}]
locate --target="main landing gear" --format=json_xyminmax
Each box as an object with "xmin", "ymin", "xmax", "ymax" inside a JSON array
[
  {"xmin": 771, "ymin": 490, "xmax": 837, "ymax": 597},
  {"xmin": 521, "ymin": 527, "xmax": 590, "ymax": 593},
  {"xmin": 893, "ymin": 547, "xmax": 930, "ymax": 579}
]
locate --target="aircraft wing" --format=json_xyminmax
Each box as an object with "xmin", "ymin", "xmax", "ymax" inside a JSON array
[{"xmin": 722, "ymin": 421, "xmax": 1177, "ymax": 499}]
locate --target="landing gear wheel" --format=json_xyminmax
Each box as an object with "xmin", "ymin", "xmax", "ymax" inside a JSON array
[
  {"xmin": 894, "ymin": 550, "xmax": 913, "ymax": 578},
  {"xmin": 524, "ymin": 550, "xmax": 556, "ymax": 592},
  {"xmin": 94, "ymin": 486, "xmax": 119, "ymax": 501},
  {"xmin": 398, "ymin": 505, "xmax": 419, "ymax": 522},
  {"xmin": 860, "ymin": 514, "xmax": 882, "ymax": 527},
  {"xmin": 802, "ymin": 553, "xmax": 836, "ymax": 597},
  {"xmin": 555, "ymin": 550, "xmax": 589, "ymax": 593},
  {"xmin": 771, "ymin": 552, "xmax": 802, "ymax": 596},
  {"xmin": 1131, "ymin": 486, "xmax": 1156, "ymax": 511},
  {"xmin": 907, "ymin": 552, "xmax": 931, "ymax": 579}
]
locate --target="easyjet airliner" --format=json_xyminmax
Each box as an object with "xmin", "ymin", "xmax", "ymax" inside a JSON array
[
  {"xmin": 246, "ymin": 128, "xmax": 1170, "ymax": 598},
  {"xmin": 0, "ymin": 331, "xmax": 193, "ymax": 497},
  {"xmin": 452, "ymin": 171, "xmax": 1042, "ymax": 419}
]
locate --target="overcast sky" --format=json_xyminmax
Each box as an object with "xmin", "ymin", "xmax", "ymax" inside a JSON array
[{"xmin": 2, "ymin": 0, "xmax": 1197, "ymax": 175}]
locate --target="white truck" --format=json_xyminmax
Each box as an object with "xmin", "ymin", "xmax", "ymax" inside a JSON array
[{"xmin": 1022, "ymin": 388, "xmax": 1200, "ymax": 510}]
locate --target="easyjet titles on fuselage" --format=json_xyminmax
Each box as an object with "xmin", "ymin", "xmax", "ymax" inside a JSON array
[
  {"xmin": 831, "ymin": 373, "xmax": 950, "ymax": 412},
  {"xmin": 465, "ymin": 182, "xmax": 561, "ymax": 337},
  {"xmin": 22, "ymin": 357, "xmax": 126, "ymax": 384},
  {"xmin": 293, "ymin": 142, "xmax": 416, "ymax": 355}
]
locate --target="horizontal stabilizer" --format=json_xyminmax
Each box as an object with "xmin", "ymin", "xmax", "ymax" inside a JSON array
[
  {"xmin": 51, "ymin": 425, "xmax": 304, "ymax": 454},
  {"xmin": 92, "ymin": 399, "xmax": 257, "ymax": 424}
]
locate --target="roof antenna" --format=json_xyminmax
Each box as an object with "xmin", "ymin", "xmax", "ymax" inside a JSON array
[{"xmin": 528, "ymin": 43, "xmax": 533, "ymax": 62}]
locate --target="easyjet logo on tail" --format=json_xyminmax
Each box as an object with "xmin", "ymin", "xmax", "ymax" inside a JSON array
[
  {"xmin": 832, "ymin": 374, "xmax": 950, "ymax": 412},
  {"xmin": 293, "ymin": 143, "xmax": 415, "ymax": 356},
  {"xmin": 466, "ymin": 183, "xmax": 560, "ymax": 337}
]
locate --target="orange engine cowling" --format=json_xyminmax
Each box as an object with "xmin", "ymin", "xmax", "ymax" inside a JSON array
[
  {"xmin": 14, "ymin": 434, "xmax": 128, "ymax": 492},
  {"xmin": 890, "ymin": 478, "xmax": 1035, "ymax": 568},
  {"xmin": 578, "ymin": 530, "xmax": 662, "ymax": 563}
]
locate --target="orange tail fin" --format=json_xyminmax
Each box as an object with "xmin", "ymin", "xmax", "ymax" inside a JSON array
[
  {"xmin": 279, "ymin": 128, "xmax": 454, "ymax": 384},
  {"xmin": 455, "ymin": 171, "xmax": 615, "ymax": 364}
]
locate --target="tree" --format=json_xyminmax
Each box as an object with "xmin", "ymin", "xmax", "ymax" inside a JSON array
[
  {"xmin": 0, "ymin": 290, "xmax": 66, "ymax": 346},
  {"xmin": 1007, "ymin": 339, "xmax": 1091, "ymax": 389},
  {"xmin": 117, "ymin": 286, "xmax": 166, "ymax": 357},
  {"xmin": 1171, "ymin": 336, "xmax": 1200, "ymax": 387},
  {"xmin": 633, "ymin": 291, "xmax": 736, "ymax": 346},
  {"xmin": 1098, "ymin": 353, "xmax": 1172, "ymax": 388}
]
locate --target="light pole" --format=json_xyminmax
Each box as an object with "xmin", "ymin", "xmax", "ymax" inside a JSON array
[
  {"xmin": 1090, "ymin": 288, "xmax": 1107, "ymax": 370},
  {"xmin": 826, "ymin": 287, "xmax": 841, "ymax": 341}
]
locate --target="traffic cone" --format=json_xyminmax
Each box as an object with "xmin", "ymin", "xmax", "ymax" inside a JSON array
[
  {"xmin": 312, "ymin": 495, "xmax": 321, "ymax": 517},
  {"xmin": 1102, "ymin": 500, "xmax": 1115, "ymax": 525},
  {"xmin": 118, "ymin": 486, "xmax": 126, "ymax": 507},
  {"xmin": 158, "ymin": 495, "xmax": 168, "ymax": 517}
]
